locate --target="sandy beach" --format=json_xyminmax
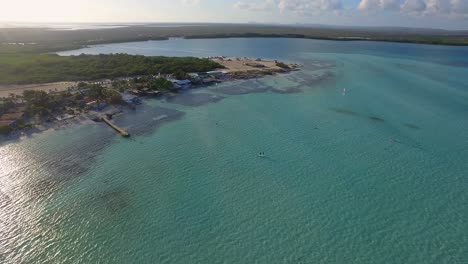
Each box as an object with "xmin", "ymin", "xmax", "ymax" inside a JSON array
[
  {"xmin": 0, "ymin": 81, "xmax": 77, "ymax": 97},
  {"xmin": 211, "ymin": 57, "xmax": 295, "ymax": 72}
]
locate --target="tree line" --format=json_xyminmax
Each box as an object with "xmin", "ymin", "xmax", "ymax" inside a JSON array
[{"xmin": 0, "ymin": 53, "xmax": 222, "ymax": 85}]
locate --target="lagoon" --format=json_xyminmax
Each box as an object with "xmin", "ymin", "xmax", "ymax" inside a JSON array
[{"xmin": 2, "ymin": 38, "xmax": 468, "ymax": 263}]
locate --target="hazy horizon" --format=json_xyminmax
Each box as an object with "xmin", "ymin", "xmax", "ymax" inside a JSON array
[
  {"xmin": 0, "ymin": 0, "xmax": 467, "ymax": 30},
  {"xmin": 0, "ymin": 21, "xmax": 467, "ymax": 32}
]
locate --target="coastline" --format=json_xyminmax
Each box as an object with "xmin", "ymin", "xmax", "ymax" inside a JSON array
[{"xmin": 0, "ymin": 56, "xmax": 301, "ymax": 142}]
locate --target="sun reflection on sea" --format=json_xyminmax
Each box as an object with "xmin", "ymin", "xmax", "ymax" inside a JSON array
[{"xmin": 0, "ymin": 142, "xmax": 57, "ymax": 263}]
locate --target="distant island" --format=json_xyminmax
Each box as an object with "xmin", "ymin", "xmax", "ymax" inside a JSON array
[{"xmin": 2, "ymin": 24, "xmax": 468, "ymax": 53}]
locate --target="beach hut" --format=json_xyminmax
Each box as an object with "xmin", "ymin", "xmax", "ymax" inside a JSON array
[
  {"xmin": 171, "ymin": 79, "xmax": 192, "ymax": 89},
  {"xmin": 121, "ymin": 94, "xmax": 142, "ymax": 105},
  {"xmin": 86, "ymin": 101, "xmax": 108, "ymax": 111}
]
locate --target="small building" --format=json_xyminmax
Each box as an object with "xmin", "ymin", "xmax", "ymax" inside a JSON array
[
  {"xmin": 79, "ymin": 88, "xmax": 91, "ymax": 96},
  {"xmin": 55, "ymin": 114, "xmax": 75, "ymax": 121},
  {"xmin": 86, "ymin": 101, "xmax": 107, "ymax": 111},
  {"xmin": 171, "ymin": 79, "xmax": 192, "ymax": 90},
  {"xmin": 202, "ymin": 77, "xmax": 221, "ymax": 85},
  {"xmin": 206, "ymin": 71, "xmax": 225, "ymax": 77},
  {"xmin": 196, "ymin": 72, "xmax": 209, "ymax": 78},
  {"xmin": 121, "ymin": 94, "xmax": 142, "ymax": 105}
]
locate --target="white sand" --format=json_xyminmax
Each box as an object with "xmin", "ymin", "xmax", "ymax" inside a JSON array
[
  {"xmin": 0, "ymin": 81, "xmax": 77, "ymax": 97},
  {"xmin": 211, "ymin": 57, "xmax": 286, "ymax": 72}
]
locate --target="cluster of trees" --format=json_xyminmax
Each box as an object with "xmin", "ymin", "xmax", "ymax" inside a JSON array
[
  {"xmin": 130, "ymin": 76, "xmax": 173, "ymax": 91},
  {"xmin": 0, "ymin": 125, "xmax": 11, "ymax": 135},
  {"xmin": 86, "ymin": 84, "xmax": 123, "ymax": 104},
  {"xmin": 22, "ymin": 90, "xmax": 64, "ymax": 117},
  {"xmin": 0, "ymin": 98, "xmax": 14, "ymax": 115},
  {"xmin": 0, "ymin": 97, "xmax": 18, "ymax": 135},
  {"xmin": 276, "ymin": 62, "xmax": 290, "ymax": 69},
  {"xmin": 17, "ymin": 84, "xmax": 122, "ymax": 119},
  {"xmin": 0, "ymin": 53, "xmax": 222, "ymax": 85},
  {"xmin": 150, "ymin": 77, "xmax": 173, "ymax": 91}
]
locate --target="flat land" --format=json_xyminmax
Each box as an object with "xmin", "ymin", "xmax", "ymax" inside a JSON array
[
  {"xmin": 212, "ymin": 57, "xmax": 289, "ymax": 72},
  {"xmin": 1, "ymin": 24, "xmax": 468, "ymax": 54},
  {"xmin": 0, "ymin": 53, "xmax": 221, "ymax": 85},
  {"xmin": 0, "ymin": 82, "xmax": 77, "ymax": 97}
]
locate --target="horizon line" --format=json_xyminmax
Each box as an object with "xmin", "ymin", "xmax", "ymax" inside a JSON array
[{"xmin": 1, "ymin": 21, "xmax": 468, "ymax": 32}]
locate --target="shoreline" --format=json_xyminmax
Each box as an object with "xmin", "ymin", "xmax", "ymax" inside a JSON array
[{"xmin": 0, "ymin": 56, "xmax": 301, "ymax": 142}]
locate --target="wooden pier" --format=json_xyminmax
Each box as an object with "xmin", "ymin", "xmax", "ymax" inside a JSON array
[{"xmin": 102, "ymin": 117, "xmax": 130, "ymax": 137}]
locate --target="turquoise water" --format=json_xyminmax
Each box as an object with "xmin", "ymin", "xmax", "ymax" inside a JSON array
[{"xmin": 2, "ymin": 39, "xmax": 468, "ymax": 263}]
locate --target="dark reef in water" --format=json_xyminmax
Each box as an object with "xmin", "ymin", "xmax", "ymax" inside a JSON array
[
  {"xmin": 369, "ymin": 116, "xmax": 386, "ymax": 122},
  {"xmin": 329, "ymin": 107, "xmax": 361, "ymax": 116},
  {"xmin": 166, "ymin": 92, "xmax": 224, "ymax": 106},
  {"xmin": 212, "ymin": 81, "xmax": 270, "ymax": 95},
  {"xmin": 98, "ymin": 189, "xmax": 131, "ymax": 214},
  {"xmin": 115, "ymin": 105, "xmax": 185, "ymax": 138},
  {"xmin": 330, "ymin": 107, "xmax": 388, "ymax": 124},
  {"xmin": 291, "ymin": 71, "xmax": 335, "ymax": 87},
  {"xmin": 403, "ymin": 123, "xmax": 421, "ymax": 130},
  {"xmin": 270, "ymin": 86, "xmax": 304, "ymax": 94}
]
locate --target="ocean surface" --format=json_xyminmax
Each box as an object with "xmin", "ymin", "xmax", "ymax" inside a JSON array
[{"xmin": 2, "ymin": 38, "xmax": 468, "ymax": 263}]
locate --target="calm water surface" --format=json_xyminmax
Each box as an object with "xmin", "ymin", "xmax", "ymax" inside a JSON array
[{"xmin": 1, "ymin": 38, "xmax": 468, "ymax": 263}]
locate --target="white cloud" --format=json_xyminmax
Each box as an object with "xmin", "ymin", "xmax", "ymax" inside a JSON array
[
  {"xmin": 401, "ymin": 0, "xmax": 427, "ymax": 13},
  {"xmin": 234, "ymin": 0, "xmax": 275, "ymax": 11},
  {"xmin": 358, "ymin": 0, "xmax": 381, "ymax": 10},
  {"xmin": 358, "ymin": 0, "xmax": 400, "ymax": 11},
  {"xmin": 357, "ymin": 0, "xmax": 468, "ymax": 17},
  {"xmin": 235, "ymin": 0, "xmax": 343, "ymax": 14},
  {"xmin": 381, "ymin": 0, "xmax": 401, "ymax": 10},
  {"xmin": 451, "ymin": 0, "xmax": 468, "ymax": 14},
  {"xmin": 235, "ymin": 0, "xmax": 467, "ymax": 19},
  {"xmin": 425, "ymin": 0, "xmax": 451, "ymax": 13},
  {"xmin": 181, "ymin": 0, "xmax": 200, "ymax": 6}
]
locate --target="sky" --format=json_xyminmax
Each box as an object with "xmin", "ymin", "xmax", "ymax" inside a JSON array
[{"xmin": 0, "ymin": 0, "xmax": 467, "ymax": 29}]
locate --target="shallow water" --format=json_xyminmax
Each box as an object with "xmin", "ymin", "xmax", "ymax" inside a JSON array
[{"xmin": 2, "ymin": 38, "xmax": 468, "ymax": 263}]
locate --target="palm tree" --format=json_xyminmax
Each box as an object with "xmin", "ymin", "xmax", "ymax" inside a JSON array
[{"xmin": 8, "ymin": 93, "xmax": 16, "ymax": 104}]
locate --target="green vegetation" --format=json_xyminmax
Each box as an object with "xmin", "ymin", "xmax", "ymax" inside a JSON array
[
  {"xmin": 23, "ymin": 90, "xmax": 62, "ymax": 117},
  {"xmin": 129, "ymin": 76, "xmax": 174, "ymax": 91},
  {"xmin": 276, "ymin": 62, "xmax": 290, "ymax": 69},
  {"xmin": 0, "ymin": 124, "xmax": 12, "ymax": 135},
  {"xmin": 0, "ymin": 99, "xmax": 14, "ymax": 114},
  {"xmin": 87, "ymin": 84, "xmax": 122, "ymax": 104},
  {"xmin": 0, "ymin": 53, "xmax": 221, "ymax": 85},
  {"xmin": 172, "ymin": 70, "xmax": 189, "ymax": 80},
  {"xmin": 16, "ymin": 122, "xmax": 36, "ymax": 129},
  {"xmin": 2, "ymin": 25, "xmax": 467, "ymax": 52},
  {"xmin": 150, "ymin": 77, "xmax": 173, "ymax": 91},
  {"xmin": 18, "ymin": 83, "xmax": 123, "ymax": 118}
]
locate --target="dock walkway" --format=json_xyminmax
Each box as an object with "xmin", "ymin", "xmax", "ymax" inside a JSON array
[{"xmin": 102, "ymin": 117, "xmax": 130, "ymax": 137}]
